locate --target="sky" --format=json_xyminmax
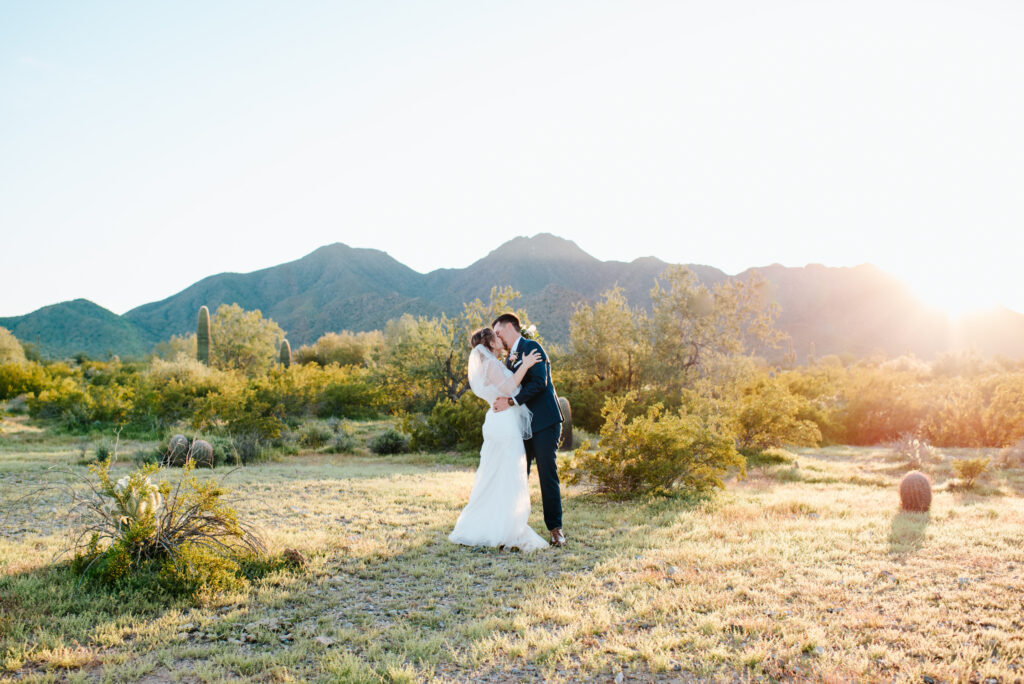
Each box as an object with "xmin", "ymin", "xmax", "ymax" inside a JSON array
[{"xmin": 2, "ymin": 0, "xmax": 1023, "ymax": 318}]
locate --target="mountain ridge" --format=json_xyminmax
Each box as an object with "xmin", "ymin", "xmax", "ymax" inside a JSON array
[{"xmin": 4, "ymin": 234, "xmax": 1023, "ymax": 360}]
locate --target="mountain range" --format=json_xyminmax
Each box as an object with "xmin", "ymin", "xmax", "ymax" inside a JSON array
[{"xmin": 3, "ymin": 233, "xmax": 1023, "ymax": 361}]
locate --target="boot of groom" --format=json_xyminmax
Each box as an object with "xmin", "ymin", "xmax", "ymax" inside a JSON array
[{"xmin": 491, "ymin": 313, "xmax": 566, "ymax": 547}]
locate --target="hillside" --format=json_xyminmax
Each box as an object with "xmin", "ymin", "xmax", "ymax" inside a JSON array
[
  {"xmin": 5, "ymin": 234, "xmax": 1024, "ymax": 360},
  {"xmin": 0, "ymin": 299, "xmax": 154, "ymax": 359}
]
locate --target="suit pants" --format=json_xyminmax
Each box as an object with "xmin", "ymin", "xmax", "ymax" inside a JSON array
[{"xmin": 524, "ymin": 423, "xmax": 563, "ymax": 531}]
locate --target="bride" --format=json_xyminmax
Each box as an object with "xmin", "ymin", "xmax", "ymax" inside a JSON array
[{"xmin": 448, "ymin": 327, "xmax": 549, "ymax": 552}]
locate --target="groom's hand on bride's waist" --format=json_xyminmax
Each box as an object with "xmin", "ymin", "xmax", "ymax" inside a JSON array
[{"xmin": 492, "ymin": 397, "xmax": 514, "ymax": 412}]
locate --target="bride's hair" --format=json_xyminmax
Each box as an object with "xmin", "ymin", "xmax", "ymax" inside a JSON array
[{"xmin": 470, "ymin": 327, "xmax": 497, "ymax": 349}]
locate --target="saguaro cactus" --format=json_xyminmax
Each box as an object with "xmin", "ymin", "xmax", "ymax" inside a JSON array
[
  {"xmin": 197, "ymin": 305, "xmax": 211, "ymax": 365},
  {"xmin": 279, "ymin": 339, "xmax": 292, "ymax": 368}
]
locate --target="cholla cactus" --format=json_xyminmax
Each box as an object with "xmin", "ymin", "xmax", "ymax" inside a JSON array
[
  {"xmin": 279, "ymin": 339, "xmax": 292, "ymax": 368},
  {"xmin": 197, "ymin": 305, "xmax": 211, "ymax": 365},
  {"xmin": 105, "ymin": 472, "xmax": 164, "ymax": 529},
  {"xmin": 893, "ymin": 434, "xmax": 939, "ymax": 469}
]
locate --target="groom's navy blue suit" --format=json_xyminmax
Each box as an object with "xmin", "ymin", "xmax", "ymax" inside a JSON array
[{"xmin": 508, "ymin": 337, "xmax": 563, "ymax": 531}]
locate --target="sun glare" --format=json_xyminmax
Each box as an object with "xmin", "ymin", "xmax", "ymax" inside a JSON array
[{"xmin": 909, "ymin": 276, "xmax": 1000, "ymax": 318}]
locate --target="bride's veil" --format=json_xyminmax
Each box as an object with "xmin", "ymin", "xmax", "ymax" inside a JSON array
[{"xmin": 467, "ymin": 344, "xmax": 532, "ymax": 440}]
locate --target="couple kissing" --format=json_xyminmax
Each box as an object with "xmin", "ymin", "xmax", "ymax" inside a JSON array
[{"xmin": 448, "ymin": 313, "xmax": 566, "ymax": 551}]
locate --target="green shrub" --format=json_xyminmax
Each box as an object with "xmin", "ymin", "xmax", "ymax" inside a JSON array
[
  {"xmin": 70, "ymin": 458, "xmax": 266, "ymax": 599},
  {"xmin": 134, "ymin": 357, "xmax": 226, "ymax": 427},
  {"xmin": 734, "ymin": 377, "xmax": 822, "ymax": 450},
  {"xmin": 400, "ymin": 394, "xmax": 484, "ymax": 452},
  {"xmin": 952, "ymin": 457, "xmax": 990, "ymax": 488},
  {"xmin": 743, "ymin": 446, "xmax": 796, "ymax": 467},
  {"xmin": 370, "ymin": 429, "xmax": 409, "ymax": 455},
  {"xmin": 298, "ymin": 422, "xmax": 333, "ymax": 449},
  {"xmin": 323, "ymin": 425, "xmax": 360, "ymax": 454},
  {"xmin": 0, "ymin": 361, "xmax": 48, "ymax": 400},
  {"xmin": 316, "ymin": 371, "xmax": 382, "ymax": 419},
  {"xmin": 565, "ymin": 392, "xmax": 745, "ymax": 496},
  {"xmin": 228, "ymin": 433, "xmax": 265, "ymax": 465}
]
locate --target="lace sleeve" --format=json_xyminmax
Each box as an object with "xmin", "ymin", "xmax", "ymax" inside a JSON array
[
  {"xmin": 467, "ymin": 346, "xmax": 520, "ymax": 404},
  {"xmin": 485, "ymin": 358, "xmax": 520, "ymax": 398}
]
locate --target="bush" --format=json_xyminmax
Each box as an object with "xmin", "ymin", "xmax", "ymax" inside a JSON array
[
  {"xmin": 952, "ymin": 457, "xmax": 990, "ymax": 488},
  {"xmin": 298, "ymin": 422, "xmax": 333, "ymax": 449},
  {"xmin": 295, "ymin": 330, "xmax": 382, "ymax": 367},
  {"xmin": 400, "ymin": 394, "xmax": 484, "ymax": 452},
  {"xmin": 743, "ymin": 446, "xmax": 796, "ymax": 467},
  {"xmin": 996, "ymin": 440, "xmax": 1024, "ymax": 469},
  {"xmin": 316, "ymin": 370, "xmax": 382, "ymax": 419},
  {"xmin": 0, "ymin": 361, "xmax": 48, "ymax": 400},
  {"xmin": 565, "ymin": 392, "xmax": 745, "ymax": 496},
  {"xmin": 228, "ymin": 433, "xmax": 265, "ymax": 465},
  {"xmin": 370, "ymin": 429, "xmax": 409, "ymax": 455},
  {"xmin": 322, "ymin": 424, "xmax": 360, "ymax": 454},
  {"xmin": 134, "ymin": 356, "xmax": 227, "ymax": 427},
  {"xmin": 734, "ymin": 377, "xmax": 822, "ymax": 450},
  {"xmin": 69, "ymin": 458, "xmax": 266, "ymax": 599}
]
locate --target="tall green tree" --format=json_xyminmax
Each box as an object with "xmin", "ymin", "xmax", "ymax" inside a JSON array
[
  {"xmin": 645, "ymin": 265, "xmax": 782, "ymax": 397},
  {"xmin": 566, "ymin": 287, "xmax": 646, "ymax": 395},
  {"xmin": 209, "ymin": 304, "xmax": 285, "ymax": 376},
  {"xmin": 375, "ymin": 287, "xmax": 531, "ymax": 411}
]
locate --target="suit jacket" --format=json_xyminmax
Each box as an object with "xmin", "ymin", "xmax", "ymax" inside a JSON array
[{"xmin": 508, "ymin": 338, "xmax": 563, "ymax": 434}]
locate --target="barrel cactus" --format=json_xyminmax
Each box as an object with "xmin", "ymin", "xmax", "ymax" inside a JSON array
[
  {"xmin": 167, "ymin": 434, "xmax": 189, "ymax": 466},
  {"xmin": 899, "ymin": 470, "xmax": 932, "ymax": 512},
  {"xmin": 191, "ymin": 439, "xmax": 215, "ymax": 468},
  {"xmin": 557, "ymin": 396, "xmax": 573, "ymax": 450},
  {"xmin": 279, "ymin": 339, "xmax": 292, "ymax": 368},
  {"xmin": 197, "ymin": 305, "xmax": 211, "ymax": 365}
]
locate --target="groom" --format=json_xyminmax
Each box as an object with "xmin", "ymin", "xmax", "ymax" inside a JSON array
[{"xmin": 491, "ymin": 313, "xmax": 566, "ymax": 547}]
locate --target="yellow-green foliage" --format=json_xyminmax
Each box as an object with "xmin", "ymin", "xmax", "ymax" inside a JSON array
[
  {"xmin": 559, "ymin": 269, "xmax": 783, "ymax": 433},
  {"xmin": 209, "ymin": 303, "xmax": 284, "ymax": 376},
  {"xmin": 400, "ymin": 394, "xmax": 483, "ymax": 452},
  {"xmin": 134, "ymin": 355, "xmax": 228, "ymax": 425},
  {"xmin": 734, "ymin": 376, "xmax": 822, "ymax": 450},
  {"xmin": 295, "ymin": 330, "xmax": 382, "ymax": 367},
  {"xmin": 781, "ymin": 356, "xmax": 1024, "ymax": 448},
  {"xmin": 29, "ymin": 375, "xmax": 135, "ymax": 430},
  {"xmin": 0, "ymin": 361, "xmax": 49, "ymax": 400},
  {"xmin": 72, "ymin": 458, "xmax": 264, "ymax": 598},
  {"xmin": 0, "ymin": 326, "xmax": 27, "ymax": 364},
  {"xmin": 375, "ymin": 287, "xmax": 532, "ymax": 412},
  {"xmin": 951, "ymin": 457, "xmax": 990, "ymax": 488},
  {"xmin": 566, "ymin": 391, "xmax": 745, "ymax": 496}
]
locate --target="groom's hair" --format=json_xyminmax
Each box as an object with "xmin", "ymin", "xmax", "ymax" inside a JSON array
[
  {"xmin": 470, "ymin": 327, "xmax": 496, "ymax": 348},
  {"xmin": 492, "ymin": 312, "xmax": 521, "ymax": 330}
]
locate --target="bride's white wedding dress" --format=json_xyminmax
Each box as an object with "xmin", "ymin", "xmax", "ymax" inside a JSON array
[{"xmin": 448, "ymin": 345, "xmax": 548, "ymax": 552}]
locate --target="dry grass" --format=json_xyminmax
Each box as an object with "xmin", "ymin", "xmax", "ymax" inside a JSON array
[{"xmin": 1, "ymin": 434, "xmax": 1023, "ymax": 682}]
